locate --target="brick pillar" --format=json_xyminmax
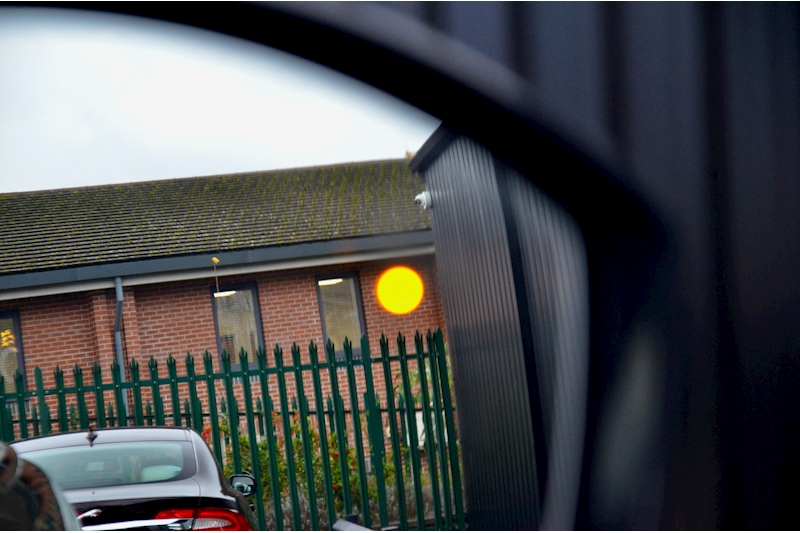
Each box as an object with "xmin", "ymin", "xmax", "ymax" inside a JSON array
[
  {"xmin": 121, "ymin": 288, "xmax": 142, "ymax": 365},
  {"xmin": 88, "ymin": 291, "xmax": 116, "ymax": 422},
  {"xmin": 89, "ymin": 291, "xmax": 116, "ymax": 368}
]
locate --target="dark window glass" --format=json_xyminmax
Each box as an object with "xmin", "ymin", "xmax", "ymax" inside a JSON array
[
  {"xmin": 0, "ymin": 310, "xmax": 24, "ymax": 394},
  {"xmin": 316, "ymin": 274, "xmax": 366, "ymax": 357}
]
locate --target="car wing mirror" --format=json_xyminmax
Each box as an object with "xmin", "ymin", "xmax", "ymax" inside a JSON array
[{"xmin": 229, "ymin": 474, "xmax": 256, "ymax": 496}]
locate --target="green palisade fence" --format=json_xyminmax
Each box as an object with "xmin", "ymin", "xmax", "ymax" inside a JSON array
[{"xmin": 0, "ymin": 329, "xmax": 464, "ymax": 531}]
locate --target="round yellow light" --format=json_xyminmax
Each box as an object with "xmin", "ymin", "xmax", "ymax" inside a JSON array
[{"xmin": 376, "ymin": 266, "xmax": 424, "ymax": 315}]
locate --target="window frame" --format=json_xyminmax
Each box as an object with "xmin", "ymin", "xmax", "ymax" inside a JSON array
[
  {"xmin": 0, "ymin": 309, "xmax": 26, "ymax": 395},
  {"xmin": 314, "ymin": 272, "xmax": 367, "ymax": 360},
  {"xmin": 209, "ymin": 282, "xmax": 265, "ymax": 369}
]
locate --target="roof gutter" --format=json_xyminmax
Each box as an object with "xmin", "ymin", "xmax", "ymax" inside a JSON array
[{"xmin": 0, "ymin": 232, "xmax": 434, "ymax": 302}]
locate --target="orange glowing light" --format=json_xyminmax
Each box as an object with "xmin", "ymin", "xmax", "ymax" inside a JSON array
[{"xmin": 376, "ymin": 266, "xmax": 424, "ymax": 315}]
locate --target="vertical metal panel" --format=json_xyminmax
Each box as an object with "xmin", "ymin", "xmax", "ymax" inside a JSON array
[
  {"xmin": 505, "ymin": 169, "xmax": 589, "ymax": 531},
  {"xmin": 717, "ymin": 3, "xmax": 800, "ymax": 528},
  {"xmin": 724, "ymin": 2, "xmax": 800, "ymax": 346},
  {"xmin": 381, "ymin": 1, "xmax": 426, "ymax": 20},
  {"xmin": 623, "ymin": 3, "xmax": 711, "ymax": 279},
  {"xmin": 532, "ymin": 2, "xmax": 608, "ymax": 146},
  {"xmin": 424, "ymin": 137, "xmax": 541, "ymax": 530},
  {"xmin": 609, "ymin": 5, "xmax": 718, "ymax": 529},
  {"xmin": 439, "ymin": 2, "xmax": 512, "ymax": 67}
]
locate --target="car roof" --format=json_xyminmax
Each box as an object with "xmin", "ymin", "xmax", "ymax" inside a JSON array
[{"xmin": 10, "ymin": 427, "xmax": 193, "ymax": 453}]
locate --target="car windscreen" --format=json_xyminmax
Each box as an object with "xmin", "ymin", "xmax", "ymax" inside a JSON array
[{"xmin": 18, "ymin": 441, "xmax": 197, "ymax": 490}]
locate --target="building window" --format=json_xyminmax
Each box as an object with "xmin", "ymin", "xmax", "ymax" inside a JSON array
[
  {"xmin": 210, "ymin": 283, "xmax": 264, "ymax": 367},
  {"xmin": 316, "ymin": 274, "xmax": 366, "ymax": 358},
  {"xmin": 0, "ymin": 310, "xmax": 25, "ymax": 394}
]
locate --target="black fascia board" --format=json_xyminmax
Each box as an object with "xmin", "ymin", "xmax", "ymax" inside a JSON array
[
  {"xmin": 409, "ymin": 124, "xmax": 457, "ymax": 174},
  {"xmin": 0, "ymin": 230, "xmax": 433, "ymax": 292}
]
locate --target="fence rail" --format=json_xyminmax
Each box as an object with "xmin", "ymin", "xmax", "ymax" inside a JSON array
[{"xmin": 0, "ymin": 329, "xmax": 465, "ymax": 530}]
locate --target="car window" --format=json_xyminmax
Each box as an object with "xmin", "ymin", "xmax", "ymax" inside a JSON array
[{"xmin": 18, "ymin": 441, "xmax": 197, "ymax": 490}]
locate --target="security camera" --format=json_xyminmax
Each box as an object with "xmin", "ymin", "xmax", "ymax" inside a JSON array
[{"xmin": 414, "ymin": 191, "xmax": 432, "ymax": 210}]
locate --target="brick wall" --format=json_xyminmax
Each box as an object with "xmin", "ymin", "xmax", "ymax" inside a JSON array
[
  {"xmin": 0, "ymin": 255, "xmax": 446, "ymax": 419},
  {"xmin": 0, "ymin": 293, "xmax": 97, "ymax": 391}
]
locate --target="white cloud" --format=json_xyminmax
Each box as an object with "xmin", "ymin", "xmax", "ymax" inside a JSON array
[{"xmin": 0, "ymin": 8, "xmax": 439, "ymax": 192}]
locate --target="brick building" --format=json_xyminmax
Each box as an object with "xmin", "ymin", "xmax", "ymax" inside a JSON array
[{"xmin": 0, "ymin": 159, "xmax": 445, "ymax": 407}]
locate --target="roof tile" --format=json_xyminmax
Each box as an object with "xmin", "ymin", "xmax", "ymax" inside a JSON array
[{"xmin": 0, "ymin": 159, "xmax": 429, "ymax": 275}]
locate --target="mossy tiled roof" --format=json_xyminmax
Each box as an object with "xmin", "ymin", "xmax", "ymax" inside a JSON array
[{"xmin": 0, "ymin": 159, "xmax": 429, "ymax": 276}]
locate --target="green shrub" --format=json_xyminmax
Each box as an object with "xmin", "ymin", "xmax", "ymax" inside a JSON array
[{"xmin": 207, "ymin": 412, "xmax": 442, "ymax": 530}]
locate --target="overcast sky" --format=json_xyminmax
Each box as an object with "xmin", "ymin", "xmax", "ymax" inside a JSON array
[{"xmin": 0, "ymin": 8, "xmax": 440, "ymax": 194}]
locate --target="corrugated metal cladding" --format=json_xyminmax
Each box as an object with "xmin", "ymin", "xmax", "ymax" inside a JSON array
[
  {"xmin": 421, "ymin": 137, "xmax": 589, "ymax": 530},
  {"xmin": 504, "ymin": 167, "xmax": 589, "ymax": 531},
  {"xmin": 423, "ymin": 138, "xmax": 540, "ymax": 530}
]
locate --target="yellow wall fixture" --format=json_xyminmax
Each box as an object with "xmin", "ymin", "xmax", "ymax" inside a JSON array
[{"xmin": 376, "ymin": 266, "xmax": 424, "ymax": 314}]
